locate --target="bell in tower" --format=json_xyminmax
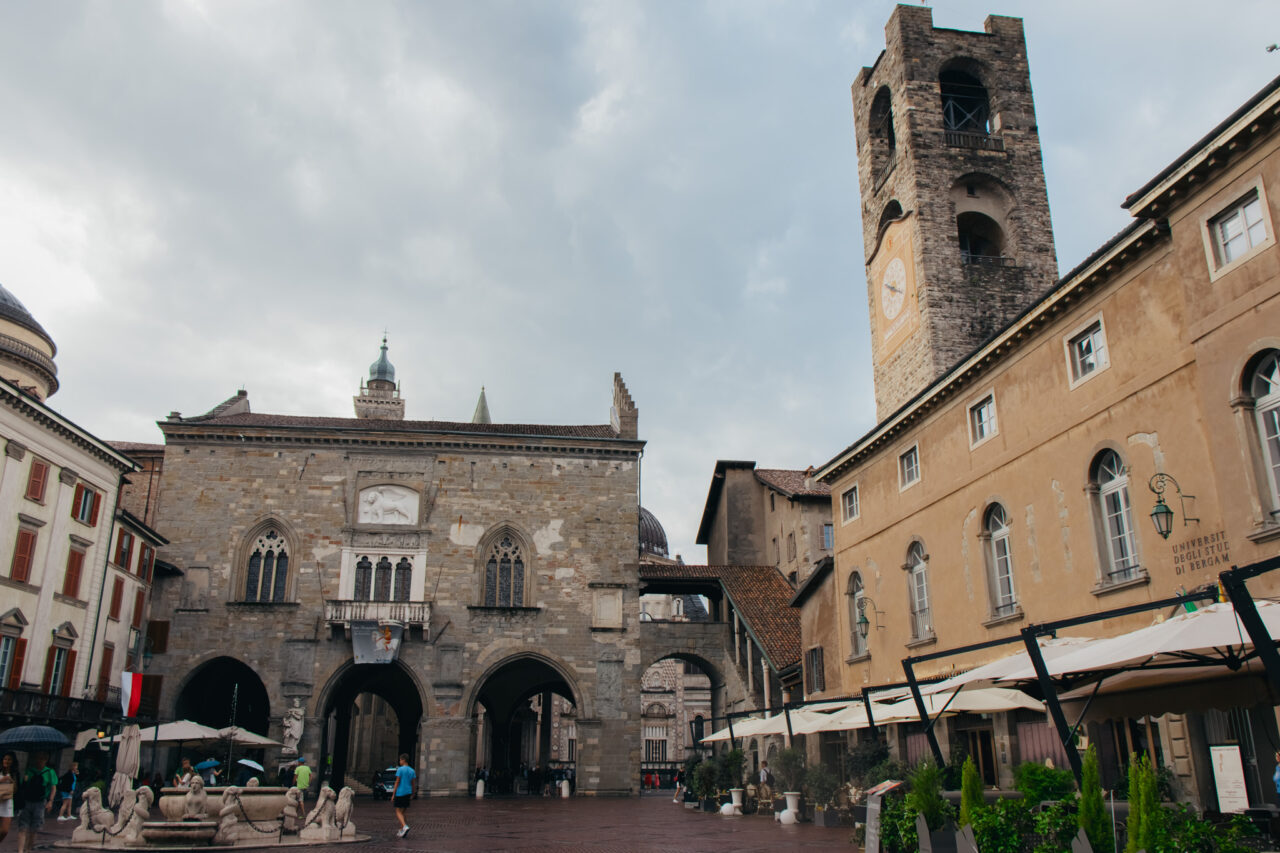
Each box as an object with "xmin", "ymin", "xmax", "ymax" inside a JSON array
[
  {"xmin": 353, "ymin": 335, "xmax": 406, "ymax": 420},
  {"xmin": 852, "ymin": 5, "xmax": 1058, "ymax": 419}
]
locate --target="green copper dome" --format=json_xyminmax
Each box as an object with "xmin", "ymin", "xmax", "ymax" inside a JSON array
[{"xmin": 369, "ymin": 336, "xmax": 395, "ymax": 384}]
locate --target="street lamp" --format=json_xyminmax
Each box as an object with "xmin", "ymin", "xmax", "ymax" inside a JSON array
[
  {"xmin": 1148, "ymin": 473, "xmax": 1196, "ymax": 540},
  {"xmin": 856, "ymin": 596, "xmax": 883, "ymax": 640}
]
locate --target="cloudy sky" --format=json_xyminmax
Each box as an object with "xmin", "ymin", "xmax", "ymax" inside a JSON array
[{"xmin": 3, "ymin": 1, "xmax": 1277, "ymax": 562}]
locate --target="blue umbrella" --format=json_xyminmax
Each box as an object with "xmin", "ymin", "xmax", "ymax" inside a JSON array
[
  {"xmin": 194, "ymin": 758, "xmax": 220, "ymax": 771},
  {"xmin": 0, "ymin": 725, "xmax": 70, "ymax": 751}
]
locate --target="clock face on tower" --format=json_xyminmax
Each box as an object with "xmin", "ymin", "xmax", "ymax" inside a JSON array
[{"xmin": 881, "ymin": 257, "xmax": 907, "ymax": 320}]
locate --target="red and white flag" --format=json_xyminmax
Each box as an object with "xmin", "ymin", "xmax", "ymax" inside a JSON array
[{"xmin": 121, "ymin": 671, "xmax": 143, "ymax": 717}]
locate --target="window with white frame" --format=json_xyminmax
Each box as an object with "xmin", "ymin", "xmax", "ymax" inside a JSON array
[
  {"xmin": 0, "ymin": 634, "xmax": 15, "ymax": 688},
  {"xmin": 984, "ymin": 504, "xmax": 1017, "ymax": 616},
  {"xmin": 1209, "ymin": 189, "xmax": 1269, "ymax": 268},
  {"xmin": 1093, "ymin": 450, "xmax": 1140, "ymax": 582},
  {"xmin": 1067, "ymin": 319, "xmax": 1109, "ymax": 385},
  {"xmin": 1251, "ymin": 351, "xmax": 1280, "ymax": 514},
  {"xmin": 643, "ymin": 724, "xmax": 668, "ymax": 762},
  {"xmin": 899, "ymin": 446, "xmax": 920, "ymax": 488},
  {"xmin": 969, "ymin": 394, "xmax": 998, "ymax": 445},
  {"xmin": 841, "ymin": 486, "xmax": 860, "ymax": 522},
  {"xmin": 906, "ymin": 542, "xmax": 932, "ymax": 639},
  {"xmin": 847, "ymin": 572, "xmax": 866, "ymax": 657}
]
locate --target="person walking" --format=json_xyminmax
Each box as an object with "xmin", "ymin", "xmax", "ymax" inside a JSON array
[
  {"xmin": 392, "ymin": 753, "xmax": 416, "ymax": 838},
  {"xmin": 0, "ymin": 752, "xmax": 18, "ymax": 843},
  {"xmin": 292, "ymin": 758, "xmax": 312, "ymax": 800},
  {"xmin": 672, "ymin": 768, "xmax": 684, "ymax": 803},
  {"xmin": 55, "ymin": 762, "xmax": 77, "ymax": 820},
  {"xmin": 15, "ymin": 751, "xmax": 57, "ymax": 853}
]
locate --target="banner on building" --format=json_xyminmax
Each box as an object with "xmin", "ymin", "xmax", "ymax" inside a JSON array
[
  {"xmin": 351, "ymin": 621, "xmax": 403, "ymax": 664},
  {"xmin": 121, "ymin": 671, "xmax": 143, "ymax": 717}
]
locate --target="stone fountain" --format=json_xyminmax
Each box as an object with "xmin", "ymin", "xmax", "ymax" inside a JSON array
[{"xmin": 61, "ymin": 778, "xmax": 366, "ymax": 850}]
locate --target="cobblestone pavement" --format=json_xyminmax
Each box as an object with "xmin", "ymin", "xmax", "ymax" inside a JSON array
[{"xmin": 32, "ymin": 793, "xmax": 855, "ymax": 853}]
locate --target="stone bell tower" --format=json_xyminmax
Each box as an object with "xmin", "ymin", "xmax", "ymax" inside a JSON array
[
  {"xmin": 354, "ymin": 336, "xmax": 405, "ymax": 420},
  {"xmin": 853, "ymin": 5, "xmax": 1058, "ymax": 419}
]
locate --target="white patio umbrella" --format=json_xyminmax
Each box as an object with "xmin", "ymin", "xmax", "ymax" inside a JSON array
[
  {"xmin": 700, "ymin": 715, "xmax": 773, "ymax": 744},
  {"xmin": 218, "ymin": 726, "xmax": 283, "ymax": 747},
  {"xmin": 108, "ymin": 724, "xmax": 141, "ymax": 808},
  {"xmin": 873, "ymin": 687, "xmax": 1044, "ymax": 725},
  {"xmin": 96, "ymin": 720, "xmax": 224, "ymax": 746},
  {"xmin": 921, "ymin": 636, "xmax": 1101, "ymax": 695},
  {"xmin": 745, "ymin": 709, "xmax": 832, "ymax": 738}
]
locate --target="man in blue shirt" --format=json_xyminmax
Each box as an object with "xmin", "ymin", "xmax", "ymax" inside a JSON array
[{"xmin": 393, "ymin": 753, "xmax": 416, "ymax": 838}]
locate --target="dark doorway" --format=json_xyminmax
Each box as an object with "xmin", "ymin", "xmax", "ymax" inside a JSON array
[
  {"xmin": 472, "ymin": 657, "xmax": 577, "ymax": 795},
  {"xmin": 175, "ymin": 656, "xmax": 271, "ymax": 734},
  {"xmin": 320, "ymin": 661, "xmax": 422, "ymax": 791}
]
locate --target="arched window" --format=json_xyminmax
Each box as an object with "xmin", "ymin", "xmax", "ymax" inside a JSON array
[
  {"xmin": 957, "ymin": 212, "xmax": 1005, "ymax": 264},
  {"xmin": 940, "ymin": 69, "xmax": 990, "ymax": 135},
  {"xmin": 906, "ymin": 543, "xmax": 932, "ymax": 639},
  {"xmin": 847, "ymin": 572, "xmax": 867, "ymax": 657},
  {"xmin": 1092, "ymin": 451, "xmax": 1140, "ymax": 582},
  {"xmin": 393, "ymin": 558, "xmax": 412, "ymax": 602},
  {"xmin": 1251, "ymin": 351, "xmax": 1280, "ymax": 512},
  {"xmin": 244, "ymin": 528, "xmax": 289, "ymax": 603},
  {"xmin": 983, "ymin": 505, "xmax": 1017, "ymax": 616},
  {"xmin": 483, "ymin": 533, "xmax": 526, "ymax": 607},
  {"xmin": 354, "ymin": 556, "xmax": 372, "ymax": 601},
  {"xmin": 374, "ymin": 557, "xmax": 393, "ymax": 601}
]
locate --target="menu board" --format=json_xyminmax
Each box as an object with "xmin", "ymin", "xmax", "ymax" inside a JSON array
[{"xmin": 1209, "ymin": 745, "xmax": 1249, "ymax": 813}]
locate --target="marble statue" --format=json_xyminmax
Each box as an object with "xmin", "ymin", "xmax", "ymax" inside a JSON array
[
  {"xmin": 124, "ymin": 786, "xmax": 153, "ymax": 844},
  {"xmin": 214, "ymin": 787, "xmax": 242, "ymax": 844},
  {"xmin": 245, "ymin": 777, "xmax": 260, "ymax": 787},
  {"xmin": 281, "ymin": 787, "xmax": 304, "ymax": 834},
  {"xmin": 282, "ymin": 698, "xmax": 304, "ymax": 755},
  {"xmin": 183, "ymin": 776, "xmax": 208, "ymax": 820},
  {"xmin": 299, "ymin": 786, "xmax": 338, "ymax": 842},
  {"xmin": 71, "ymin": 787, "xmax": 114, "ymax": 844},
  {"xmin": 335, "ymin": 787, "xmax": 356, "ymax": 838},
  {"xmin": 109, "ymin": 788, "xmax": 137, "ymax": 835}
]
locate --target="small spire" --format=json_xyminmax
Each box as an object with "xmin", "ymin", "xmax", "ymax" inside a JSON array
[{"xmin": 472, "ymin": 386, "xmax": 492, "ymax": 424}]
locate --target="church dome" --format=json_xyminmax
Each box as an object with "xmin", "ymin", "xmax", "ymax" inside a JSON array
[
  {"xmin": 0, "ymin": 283, "xmax": 58, "ymax": 400},
  {"xmin": 639, "ymin": 506, "xmax": 669, "ymax": 558},
  {"xmin": 368, "ymin": 336, "xmax": 395, "ymax": 384}
]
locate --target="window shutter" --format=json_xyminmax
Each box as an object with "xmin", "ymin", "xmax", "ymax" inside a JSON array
[
  {"xmin": 132, "ymin": 589, "xmax": 146, "ymax": 628},
  {"xmin": 63, "ymin": 549, "xmax": 84, "ymax": 598},
  {"xmin": 7, "ymin": 639, "xmax": 26, "ymax": 690},
  {"xmin": 110, "ymin": 578, "xmax": 124, "ymax": 619},
  {"xmin": 97, "ymin": 646, "xmax": 113, "ymax": 702},
  {"xmin": 26, "ymin": 461, "xmax": 48, "ymax": 501},
  {"xmin": 10, "ymin": 529, "xmax": 35, "ymax": 582},
  {"xmin": 41, "ymin": 646, "xmax": 55, "ymax": 693},
  {"xmin": 60, "ymin": 649, "xmax": 77, "ymax": 697},
  {"xmin": 71, "ymin": 484, "xmax": 85, "ymax": 520},
  {"xmin": 89, "ymin": 491, "xmax": 102, "ymax": 526},
  {"xmin": 146, "ymin": 621, "xmax": 169, "ymax": 654}
]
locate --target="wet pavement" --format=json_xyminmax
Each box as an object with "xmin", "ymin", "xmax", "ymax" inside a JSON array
[{"xmin": 31, "ymin": 792, "xmax": 856, "ymax": 853}]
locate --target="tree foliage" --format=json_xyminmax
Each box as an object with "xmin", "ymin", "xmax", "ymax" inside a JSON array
[{"xmin": 959, "ymin": 755, "xmax": 983, "ymax": 828}]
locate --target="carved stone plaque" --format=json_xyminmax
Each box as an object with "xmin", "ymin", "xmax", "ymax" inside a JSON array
[{"xmin": 357, "ymin": 485, "xmax": 419, "ymax": 525}]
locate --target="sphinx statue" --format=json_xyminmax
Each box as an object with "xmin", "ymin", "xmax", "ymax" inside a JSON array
[
  {"xmin": 123, "ymin": 786, "xmax": 154, "ymax": 844},
  {"xmin": 299, "ymin": 785, "xmax": 338, "ymax": 842},
  {"xmin": 335, "ymin": 786, "xmax": 357, "ymax": 838},
  {"xmin": 183, "ymin": 775, "xmax": 208, "ymax": 820},
  {"xmin": 71, "ymin": 787, "xmax": 115, "ymax": 844},
  {"xmin": 281, "ymin": 787, "xmax": 304, "ymax": 834},
  {"xmin": 214, "ymin": 787, "xmax": 242, "ymax": 844}
]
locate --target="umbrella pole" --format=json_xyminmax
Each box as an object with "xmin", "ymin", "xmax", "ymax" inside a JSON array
[{"xmin": 150, "ymin": 720, "xmax": 159, "ymax": 782}]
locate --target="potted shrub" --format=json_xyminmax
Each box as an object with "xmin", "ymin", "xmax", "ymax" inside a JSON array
[
  {"xmin": 805, "ymin": 763, "xmax": 840, "ymax": 827},
  {"xmin": 717, "ymin": 748, "xmax": 745, "ymax": 810},
  {"xmin": 693, "ymin": 760, "xmax": 719, "ymax": 812},
  {"xmin": 774, "ymin": 746, "xmax": 807, "ymax": 815},
  {"xmin": 904, "ymin": 760, "xmax": 955, "ymax": 848}
]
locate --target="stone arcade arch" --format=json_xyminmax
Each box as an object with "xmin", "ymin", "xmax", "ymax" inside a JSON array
[
  {"xmin": 466, "ymin": 653, "xmax": 582, "ymax": 794},
  {"xmin": 174, "ymin": 656, "xmax": 271, "ymax": 735},
  {"xmin": 318, "ymin": 659, "xmax": 424, "ymax": 790}
]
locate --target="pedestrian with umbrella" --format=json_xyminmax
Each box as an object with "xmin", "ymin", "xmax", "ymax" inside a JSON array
[
  {"xmin": 0, "ymin": 726, "xmax": 69, "ymax": 853},
  {"xmin": 234, "ymin": 759, "xmax": 263, "ymax": 787},
  {"xmin": 194, "ymin": 759, "xmax": 220, "ymax": 786}
]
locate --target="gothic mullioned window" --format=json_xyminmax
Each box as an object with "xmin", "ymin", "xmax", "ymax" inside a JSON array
[
  {"xmin": 483, "ymin": 534, "xmax": 525, "ymax": 607},
  {"xmin": 354, "ymin": 557, "xmax": 372, "ymax": 601},
  {"xmin": 244, "ymin": 529, "xmax": 289, "ymax": 602},
  {"xmin": 374, "ymin": 557, "xmax": 393, "ymax": 601},
  {"xmin": 394, "ymin": 558, "xmax": 412, "ymax": 602}
]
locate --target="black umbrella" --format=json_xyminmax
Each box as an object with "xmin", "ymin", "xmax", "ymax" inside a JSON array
[{"xmin": 0, "ymin": 725, "xmax": 71, "ymax": 751}]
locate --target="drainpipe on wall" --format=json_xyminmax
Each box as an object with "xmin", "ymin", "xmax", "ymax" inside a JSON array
[{"xmin": 82, "ymin": 477, "xmax": 123, "ymax": 695}]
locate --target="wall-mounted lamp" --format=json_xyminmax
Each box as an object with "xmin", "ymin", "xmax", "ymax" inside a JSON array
[
  {"xmin": 856, "ymin": 596, "xmax": 884, "ymax": 640},
  {"xmin": 1148, "ymin": 473, "xmax": 1198, "ymax": 540}
]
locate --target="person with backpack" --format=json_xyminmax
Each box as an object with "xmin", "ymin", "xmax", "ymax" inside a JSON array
[
  {"xmin": 757, "ymin": 760, "xmax": 774, "ymax": 806},
  {"xmin": 15, "ymin": 751, "xmax": 57, "ymax": 853}
]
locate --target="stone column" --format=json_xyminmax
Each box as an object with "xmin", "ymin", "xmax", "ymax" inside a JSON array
[{"xmin": 538, "ymin": 690, "xmax": 553, "ymax": 767}]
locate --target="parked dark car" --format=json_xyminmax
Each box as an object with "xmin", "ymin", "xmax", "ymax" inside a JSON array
[{"xmin": 372, "ymin": 767, "xmax": 397, "ymax": 800}]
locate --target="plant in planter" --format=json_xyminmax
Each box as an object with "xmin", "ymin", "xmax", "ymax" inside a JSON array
[
  {"xmin": 693, "ymin": 760, "xmax": 720, "ymax": 812},
  {"xmin": 904, "ymin": 760, "xmax": 954, "ymax": 845},
  {"xmin": 804, "ymin": 763, "xmax": 840, "ymax": 826},
  {"xmin": 959, "ymin": 755, "xmax": 982, "ymax": 828},
  {"xmin": 774, "ymin": 747, "xmax": 807, "ymax": 817},
  {"xmin": 1078, "ymin": 745, "xmax": 1113, "ymax": 853}
]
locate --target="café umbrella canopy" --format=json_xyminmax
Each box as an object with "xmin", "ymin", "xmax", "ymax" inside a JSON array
[{"xmin": 0, "ymin": 725, "xmax": 71, "ymax": 751}]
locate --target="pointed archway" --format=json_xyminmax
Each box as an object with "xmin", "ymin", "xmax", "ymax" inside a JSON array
[
  {"xmin": 319, "ymin": 661, "xmax": 423, "ymax": 790},
  {"xmin": 174, "ymin": 656, "xmax": 271, "ymax": 735}
]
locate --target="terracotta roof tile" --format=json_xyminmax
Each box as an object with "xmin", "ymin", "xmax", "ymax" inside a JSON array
[
  {"xmin": 639, "ymin": 564, "xmax": 801, "ymax": 670},
  {"xmin": 171, "ymin": 411, "xmax": 622, "ymax": 440},
  {"xmin": 109, "ymin": 441, "xmax": 164, "ymax": 453},
  {"xmin": 754, "ymin": 468, "xmax": 830, "ymax": 498}
]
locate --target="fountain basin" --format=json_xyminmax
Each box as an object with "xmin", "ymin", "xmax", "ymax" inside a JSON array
[
  {"xmin": 158, "ymin": 788, "xmax": 289, "ymax": 823},
  {"xmin": 140, "ymin": 821, "xmax": 218, "ymax": 845}
]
